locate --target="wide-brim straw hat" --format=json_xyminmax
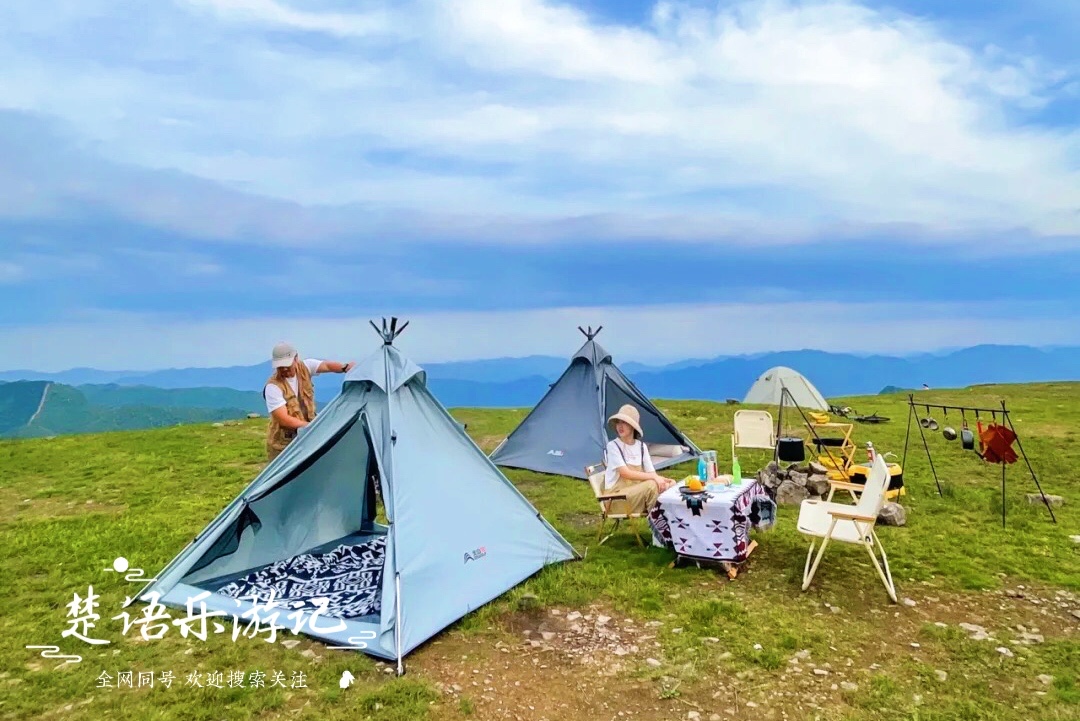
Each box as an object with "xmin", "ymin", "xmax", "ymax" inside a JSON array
[{"xmin": 608, "ymin": 404, "xmax": 643, "ymax": 438}]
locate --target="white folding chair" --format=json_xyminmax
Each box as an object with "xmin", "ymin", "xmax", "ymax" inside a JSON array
[
  {"xmin": 732, "ymin": 409, "xmax": 776, "ymax": 465},
  {"xmin": 796, "ymin": 452, "xmax": 897, "ymax": 602},
  {"xmin": 585, "ymin": 463, "xmax": 645, "ymax": 546}
]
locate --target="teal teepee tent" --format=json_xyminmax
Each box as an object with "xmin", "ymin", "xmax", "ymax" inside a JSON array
[{"xmin": 135, "ymin": 319, "xmax": 576, "ymax": 672}]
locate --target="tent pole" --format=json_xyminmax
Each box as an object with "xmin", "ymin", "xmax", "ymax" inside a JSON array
[
  {"xmin": 773, "ymin": 390, "xmax": 783, "ymax": 466},
  {"xmin": 901, "ymin": 395, "xmax": 914, "ymax": 470},
  {"xmin": 914, "ymin": 405, "xmax": 943, "ymax": 496},
  {"xmin": 378, "ymin": 325, "xmax": 406, "ymax": 675},
  {"xmin": 1000, "ymin": 457, "xmax": 1006, "ymax": 529}
]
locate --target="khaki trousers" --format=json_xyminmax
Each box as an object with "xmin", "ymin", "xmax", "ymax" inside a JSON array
[{"xmin": 607, "ymin": 464, "xmax": 660, "ymax": 515}]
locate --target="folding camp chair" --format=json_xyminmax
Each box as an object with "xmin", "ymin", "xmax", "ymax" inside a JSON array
[
  {"xmin": 585, "ymin": 463, "xmax": 646, "ymax": 546},
  {"xmin": 797, "ymin": 452, "xmax": 897, "ymax": 602},
  {"xmin": 731, "ymin": 410, "xmax": 776, "ymax": 466}
]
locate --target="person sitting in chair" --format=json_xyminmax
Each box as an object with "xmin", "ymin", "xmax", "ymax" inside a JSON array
[{"xmin": 603, "ymin": 404, "xmax": 677, "ymax": 514}]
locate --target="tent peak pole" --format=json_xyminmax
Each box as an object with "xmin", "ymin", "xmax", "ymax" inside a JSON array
[{"xmin": 371, "ymin": 317, "xmax": 410, "ymax": 345}]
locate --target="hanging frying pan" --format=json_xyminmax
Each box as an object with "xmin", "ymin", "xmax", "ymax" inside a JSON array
[
  {"xmin": 942, "ymin": 408, "xmax": 955, "ymax": 440},
  {"xmin": 960, "ymin": 409, "xmax": 975, "ymax": 450}
]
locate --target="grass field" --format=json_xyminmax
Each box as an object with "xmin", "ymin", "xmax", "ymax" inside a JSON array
[{"xmin": 1, "ymin": 382, "xmax": 1078, "ymax": 720}]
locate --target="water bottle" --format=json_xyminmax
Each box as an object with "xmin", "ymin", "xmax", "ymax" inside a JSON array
[
  {"xmin": 698, "ymin": 456, "xmax": 707, "ymax": 481},
  {"xmin": 732, "ymin": 455, "xmax": 742, "ymax": 485},
  {"xmin": 866, "ymin": 442, "xmax": 875, "ymax": 463}
]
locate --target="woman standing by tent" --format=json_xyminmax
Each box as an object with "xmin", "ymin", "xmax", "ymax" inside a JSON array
[
  {"xmin": 264, "ymin": 342, "xmax": 353, "ymax": 461},
  {"xmin": 603, "ymin": 404, "xmax": 677, "ymax": 514}
]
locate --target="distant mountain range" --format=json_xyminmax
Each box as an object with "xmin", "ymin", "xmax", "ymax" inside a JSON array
[
  {"xmin": 0, "ymin": 381, "xmax": 256, "ymax": 438},
  {"xmin": 0, "ymin": 346, "xmax": 1077, "ymax": 429}
]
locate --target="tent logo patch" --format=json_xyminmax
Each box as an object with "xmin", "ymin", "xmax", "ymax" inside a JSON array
[
  {"xmin": 463, "ymin": 547, "xmax": 487, "ymax": 564},
  {"xmin": 546, "ymin": 449, "xmax": 565, "ymax": 456}
]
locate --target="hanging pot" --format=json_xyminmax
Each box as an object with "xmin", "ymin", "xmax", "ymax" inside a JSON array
[
  {"xmin": 776, "ymin": 437, "xmax": 806, "ymax": 463},
  {"xmin": 962, "ymin": 411, "xmax": 979, "ymax": 454},
  {"xmin": 942, "ymin": 427, "xmax": 957, "ymax": 441}
]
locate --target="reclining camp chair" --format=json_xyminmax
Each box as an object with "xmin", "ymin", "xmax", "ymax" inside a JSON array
[
  {"xmin": 731, "ymin": 410, "xmax": 776, "ymax": 464},
  {"xmin": 585, "ymin": 462, "xmax": 646, "ymax": 546},
  {"xmin": 797, "ymin": 452, "xmax": 897, "ymax": 602}
]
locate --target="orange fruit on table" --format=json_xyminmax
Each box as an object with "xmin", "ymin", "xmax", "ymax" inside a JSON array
[{"xmin": 688, "ymin": 478, "xmax": 705, "ymax": 492}]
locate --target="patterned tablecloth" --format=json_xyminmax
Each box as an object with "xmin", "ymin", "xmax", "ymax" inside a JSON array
[{"xmin": 648, "ymin": 480, "xmax": 776, "ymax": 563}]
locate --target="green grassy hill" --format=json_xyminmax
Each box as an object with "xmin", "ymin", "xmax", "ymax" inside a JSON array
[
  {"xmin": 78, "ymin": 383, "xmax": 264, "ymax": 413},
  {"xmin": 1, "ymin": 381, "xmax": 1077, "ymax": 720},
  {"xmin": 0, "ymin": 381, "xmax": 254, "ymax": 438},
  {"xmin": 0, "ymin": 380, "xmax": 49, "ymax": 434}
]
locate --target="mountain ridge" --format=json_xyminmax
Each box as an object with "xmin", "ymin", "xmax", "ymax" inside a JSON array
[{"xmin": 1, "ymin": 345, "xmax": 1076, "ymax": 411}]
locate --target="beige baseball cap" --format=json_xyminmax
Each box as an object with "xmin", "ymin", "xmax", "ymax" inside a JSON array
[{"xmin": 271, "ymin": 342, "xmax": 298, "ymax": 368}]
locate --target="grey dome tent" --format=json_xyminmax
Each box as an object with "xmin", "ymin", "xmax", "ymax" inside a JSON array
[
  {"xmin": 743, "ymin": 366, "xmax": 828, "ymax": 411},
  {"xmin": 490, "ymin": 326, "xmax": 700, "ymax": 479},
  {"xmin": 134, "ymin": 319, "xmax": 576, "ymax": 674}
]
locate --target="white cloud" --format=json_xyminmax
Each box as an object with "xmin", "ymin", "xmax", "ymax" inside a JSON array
[
  {"xmin": 0, "ymin": 0, "xmax": 1076, "ymax": 244},
  {"xmin": 440, "ymin": 0, "xmax": 690, "ymax": 84},
  {"xmin": 180, "ymin": 0, "xmax": 392, "ymax": 36},
  {"xmin": 3, "ymin": 300, "xmax": 1076, "ymax": 371}
]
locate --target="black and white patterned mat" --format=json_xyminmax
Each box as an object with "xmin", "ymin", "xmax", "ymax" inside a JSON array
[{"xmin": 217, "ymin": 536, "xmax": 386, "ymax": 619}]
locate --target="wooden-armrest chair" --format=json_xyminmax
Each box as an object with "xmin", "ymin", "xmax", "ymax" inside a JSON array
[
  {"xmin": 586, "ymin": 462, "xmax": 646, "ymax": 546},
  {"xmin": 796, "ymin": 452, "xmax": 897, "ymax": 602}
]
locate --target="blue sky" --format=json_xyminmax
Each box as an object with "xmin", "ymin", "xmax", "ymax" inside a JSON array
[{"xmin": 0, "ymin": 0, "xmax": 1077, "ymax": 370}]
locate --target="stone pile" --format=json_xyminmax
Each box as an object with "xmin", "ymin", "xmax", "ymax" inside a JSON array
[{"xmin": 755, "ymin": 461, "xmax": 832, "ymax": 505}]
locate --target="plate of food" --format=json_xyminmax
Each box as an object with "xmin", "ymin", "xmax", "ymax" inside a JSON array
[{"xmin": 679, "ymin": 477, "xmax": 710, "ymax": 495}]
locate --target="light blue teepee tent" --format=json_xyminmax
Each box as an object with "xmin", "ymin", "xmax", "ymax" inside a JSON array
[{"xmin": 135, "ymin": 319, "xmax": 577, "ymax": 672}]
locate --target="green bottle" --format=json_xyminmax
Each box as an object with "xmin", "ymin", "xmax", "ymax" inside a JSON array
[{"xmin": 732, "ymin": 455, "xmax": 741, "ymax": 485}]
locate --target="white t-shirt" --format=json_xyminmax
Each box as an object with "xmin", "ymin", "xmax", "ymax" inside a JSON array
[
  {"xmin": 264, "ymin": 359, "xmax": 323, "ymax": 414},
  {"xmin": 603, "ymin": 438, "xmax": 655, "ymax": 490}
]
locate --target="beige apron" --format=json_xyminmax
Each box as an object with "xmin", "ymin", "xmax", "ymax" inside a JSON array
[{"xmin": 608, "ymin": 441, "xmax": 661, "ymax": 514}]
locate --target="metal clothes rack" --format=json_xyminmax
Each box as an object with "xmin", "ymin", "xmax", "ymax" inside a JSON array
[{"xmin": 901, "ymin": 395, "xmax": 1056, "ymax": 528}]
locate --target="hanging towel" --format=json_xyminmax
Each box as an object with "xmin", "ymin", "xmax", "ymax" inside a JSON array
[{"xmin": 980, "ymin": 424, "xmax": 1018, "ymax": 465}]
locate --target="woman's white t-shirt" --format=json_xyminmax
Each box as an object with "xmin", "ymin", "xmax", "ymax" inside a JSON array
[
  {"xmin": 264, "ymin": 359, "xmax": 323, "ymax": 414},
  {"xmin": 603, "ymin": 438, "xmax": 655, "ymax": 490}
]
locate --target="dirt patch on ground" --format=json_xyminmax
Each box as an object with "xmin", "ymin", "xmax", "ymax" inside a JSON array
[
  {"xmin": 558, "ymin": 512, "xmax": 598, "ymax": 529},
  {"xmin": 385, "ymin": 586, "xmax": 1080, "ymax": 721},
  {"xmin": 476, "ymin": 436, "xmax": 505, "ymax": 453},
  {"xmin": 0, "ymin": 488, "xmax": 126, "ymax": 524},
  {"xmin": 408, "ymin": 605, "xmax": 681, "ymax": 720}
]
